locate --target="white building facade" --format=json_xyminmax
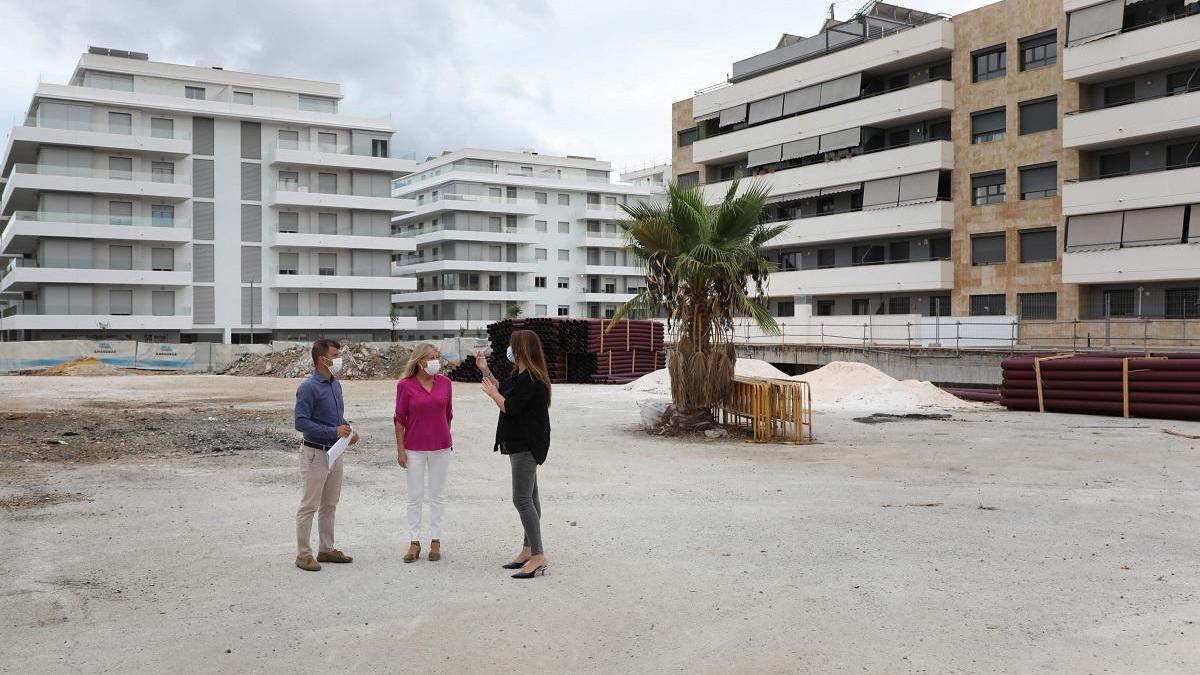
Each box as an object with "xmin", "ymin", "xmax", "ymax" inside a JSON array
[
  {"xmin": 0, "ymin": 48, "xmax": 418, "ymax": 343},
  {"xmin": 390, "ymin": 150, "xmax": 657, "ymax": 338}
]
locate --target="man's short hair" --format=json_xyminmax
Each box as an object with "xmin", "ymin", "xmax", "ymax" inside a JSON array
[{"xmin": 312, "ymin": 339, "xmax": 341, "ymax": 365}]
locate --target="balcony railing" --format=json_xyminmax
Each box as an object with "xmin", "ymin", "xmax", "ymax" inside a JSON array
[
  {"xmin": 395, "ymin": 165, "xmax": 618, "ymax": 189},
  {"xmin": 1068, "ymin": 159, "xmax": 1200, "ymax": 183},
  {"xmin": 393, "ymin": 222, "xmax": 534, "ymax": 238},
  {"xmin": 22, "ymin": 115, "xmax": 191, "ymax": 140},
  {"xmin": 11, "ymin": 210, "xmax": 191, "ymax": 228},
  {"xmin": 1, "ymin": 258, "xmax": 191, "ymax": 280},
  {"xmin": 1066, "ymin": 83, "xmax": 1200, "ymax": 115},
  {"xmin": 1066, "ymin": 8, "xmax": 1200, "ymax": 48},
  {"xmin": 278, "ymin": 308, "xmax": 418, "ymax": 319},
  {"xmin": 11, "ymin": 163, "xmax": 190, "ymax": 184},
  {"xmin": 404, "ymin": 284, "xmax": 536, "ymax": 293},
  {"xmin": 394, "ymin": 254, "xmax": 535, "ymax": 267},
  {"xmin": 273, "ymin": 139, "xmax": 416, "ymax": 160},
  {"xmin": 271, "ymin": 267, "xmax": 394, "ymax": 278},
  {"xmin": 0, "ymin": 302, "xmax": 191, "ymax": 319},
  {"xmin": 275, "ymin": 181, "xmax": 392, "ymax": 198}
]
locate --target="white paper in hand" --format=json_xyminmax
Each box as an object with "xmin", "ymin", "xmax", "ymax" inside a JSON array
[{"xmin": 326, "ymin": 434, "xmax": 351, "ymax": 467}]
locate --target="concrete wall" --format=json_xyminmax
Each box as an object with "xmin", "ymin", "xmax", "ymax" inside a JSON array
[{"xmin": 739, "ymin": 343, "xmax": 1008, "ymax": 386}]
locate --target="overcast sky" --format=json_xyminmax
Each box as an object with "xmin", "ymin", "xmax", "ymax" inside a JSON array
[{"xmin": 0, "ymin": 0, "xmax": 992, "ymax": 174}]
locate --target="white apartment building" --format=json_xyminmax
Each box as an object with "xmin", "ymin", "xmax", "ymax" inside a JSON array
[
  {"xmin": 0, "ymin": 48, "xmax": 418, "ymax": 343},
  {"xmin": 620, "ymin": 163, "xmax": 670, "ymax": 191},
  {"xmin": 683, "ymin": 5, "xmax": 956, "ymax": 321},
  {"xmin": 389, "ymin": 149, "xmax": 657, "ymax": 338},
  {"xmin": 1060, "ymin": 0, "xmax": 1200, "ymax": 319}
]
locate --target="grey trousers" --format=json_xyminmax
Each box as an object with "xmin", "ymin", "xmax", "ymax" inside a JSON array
[{"xmin": 509, "ymin": 451, "xmax": 543, "ymax": 555}]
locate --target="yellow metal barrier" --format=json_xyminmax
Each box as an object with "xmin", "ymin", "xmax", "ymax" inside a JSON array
[{"xmin": 719, "ymin": 376, "xmax": 814, "ymax": 444}]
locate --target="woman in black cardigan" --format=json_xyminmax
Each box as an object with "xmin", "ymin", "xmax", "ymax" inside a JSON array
[{"xmin": 476, "ymin": 329, "xmax": 552, "ymax": 579}]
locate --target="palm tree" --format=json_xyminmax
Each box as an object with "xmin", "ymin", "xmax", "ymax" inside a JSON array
[{"xmin": 610, "ymin": 179, "xmax": 786, "ymax": 413}]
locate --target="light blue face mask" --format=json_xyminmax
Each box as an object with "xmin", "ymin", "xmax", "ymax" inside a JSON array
[{"xmin": 506, "ymin": 346, "xmax": 516, "ymax": 363}]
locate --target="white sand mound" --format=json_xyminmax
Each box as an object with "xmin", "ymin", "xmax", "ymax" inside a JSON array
[{"xmin": 623, "ymin": 358, "xmax": 788, "ymax": 396}]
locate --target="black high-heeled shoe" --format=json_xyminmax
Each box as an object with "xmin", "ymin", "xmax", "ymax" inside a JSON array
[
  {"xmin": 511, "ymin": 564, "xmax": 547, "ymax": 579},
  {"xmin": 501, "ymin": 561, "xmax": 527, "ymax": 570}
]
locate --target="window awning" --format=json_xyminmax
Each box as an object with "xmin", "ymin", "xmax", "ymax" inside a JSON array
[
  {"xmin": 1066, "ymin": 0, "xmax": 1123, "ymax": 45},
  {"xmin": 747, "ymin": 94, "xmax": 785, "ymax": 125},
  {"xmin": 1066, "ymin": 212, "xmax": 1123, "ymax": 251},
  {"xmin": 819, "ymin": 127, "xmax": 860, "ymax": 153},
  {"xmin": 820, "ymin": 182, "xmax": 860, "ymax": 196},
  {"xmin": 862, "ymin": 176, "xmax": 901, "ymax": 210},
  {"xmin": 1121, "ymin": 205, "xmax": 1186, "ymax": 247},
  {"xmin": 819, "ymin": 73, "xmax": 861, "ymax": 107},
  {"xmin": 693, "ymin": 110, "xmax": 720, "ymax": 123},
  {"xmin": 782, "ymin": 85, "xmax": 821, "ymax": 116},
  {"xmin": 718, "ymin": 104, "xmax": 747, "ymax": 127},
  {"xmin": 897, "ymin": 171, "xmax": 940, "ymax": 206},
  {"xmin": 781, "ymin": 137, "xmax": 820, "ymax": 161},
  {"xmin": 747, "ymin": 144, "xmax": 783, "ymax": 168}
]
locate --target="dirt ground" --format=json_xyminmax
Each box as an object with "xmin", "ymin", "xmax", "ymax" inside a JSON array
[{"xmin": 1, "ymin": 375, "xmax": 1198, "ymax": 674}]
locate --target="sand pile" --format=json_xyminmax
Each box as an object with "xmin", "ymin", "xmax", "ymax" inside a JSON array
[
  {"xmin": 220, "ymin": 342, "xmax": 414, "ymax": 379},
  {"xmin": 29, "ymin": 356, "xmax": 124, "ymax": 377},
  {"xmin": 624, "ymin": 358, "xmax": 787, "ymax": 396}
]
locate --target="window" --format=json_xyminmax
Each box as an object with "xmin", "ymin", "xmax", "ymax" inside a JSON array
[
  {"xmin": 151, "ymin": 247, "xmax": 174, "ymax": 271},
  {"xmin": 678, "ymin": 127, "xmax": 699, "ymax": 147},
  {"xmin": 852, "ymin": 244, "xmax": 885, "ymax": 266},
  {"xmin": 535, "ymin": 304, "xmax": 548, "ymax": 316},
  {"xmin": 318, "ymin": 132, "xmax": 337, "ymax": 152},
  {"xmin": 557, "ymin": 305, "xmax": 569, "ymax": 317},
  {"xmin": 1099, "ymin": 152, "xmax": 1131, "ymax": 178},
  {"xmin": 815, "ymin": 300, "xmax": 834, "ymax": 317},
  {"xmin": 779, "ymin": 251, "xmax": 798, "ymax": 272},
  {"xmin": 1019, "ymin": 31, "xmax": 1057, "ymax": 71},
  {"xmin": 971, "ymin": 232, "xmax": 1007, "ymax": 265},
  {"xmin": 557, "ymin": 277, "xmax": 569, "ymax": 289},
  {"xmin": 534, "ymin": 276, "xmax": 547, "ymax": 288},
  {"xmin": 151, "ymin": 204, "xmax": 175, "ymax": 227},
  {"xmin": 151, "ymin": 117, "xmax": 174, "ymax": 139},
  {"xmin": 558, "ymin": 249, "xmax": 569, "ymax": 262},
  {"xmin": 889, "ymin": 241, "xmax": 910, "ymax": 263},
  {"xmin": 318, "ymin": 172, "xmax": 337, "ymax": 194},
  {"xmin": 816, "ymin": 196, "xmax": 837, "ymax": 214},
  {"xmin": 587, "ymin": 193, "xmax": 601, "ymax": 207},
  {"xmin": 776, "ymin": 300, "xmax": 795, "ymax": 318},
  {"xmin": 1103, "ymin": 289, "xmax": 1136, "ymax": 317},
  {"xmin": 233, "ymin": 91, "xmax": 254, "ymax": 105},
  {"xmin": 558, "ymin": 221, "xmax": 570, "ymax": 234},
  {"xmin": 1167, "ymin": 142, "xmax": 1199, "ymax": 169},
  {"xmin": 371, "ymin": 139, "xmax": 389, "ymax": 157},
  {"xmin": 929, "ymin": 295, "xmax": 952, "ymax": 317},
  {"xmin": 558, "ymin": 194, "xmax": 570, "ymax": 206},
  {"xmin": 1165, "ymin": 287, "xmax": 1200, "ymax": 319},
  {"xmin": 535, "ymin": 220, "xmax": 547, "ymax": 232},
  {"xmin": 817, "ymin": 248, "xmax": 836, "ymax": 269},
  {"xmin": 888, "ymin": 297, "xmax": 911, "ymax": 315},
  {"xmin": 108, "ymin": 156, "xmax": 133, "ymax": 180},
  {"xmin": 278, "ymin": 293, "xmax": 299, "ymax": 317},
  {"xmin": 109, "ymin": 290, "xmax": 133, "ymax": 316},
  {"xmin": 278, "ymin": 212, "xmax": 299, "ymax": 233},
  {"xmin": 1020, "ymin": 163, "xmax": 1057, "ymax": 200},
  {"xmin": 151, "ymin": 161, "xmax": 174, "ymax": 183},
  {"xmin": 973, "ymin": 45, "xmax": 1006, "ymax": 82},
  {"xmin": 318, "ymin": 253, "xmax": 337, "ymax": 276},
  {"xmin": 535, "ymin": 248, "xmax": 547, "ymax": 261},
  {"xmin": 489, "ymin": 275, "xmax": 502, "ymax": 292},
  {"xmin": 971, "ymin": 171, "xmax": 1006, "ymax": 205},
  {"xmin": 535, "ymin": 192, "xmax": 548, "ymax": 204},
  {"xmin": 1018, "ymin": 292, "xmax": 1057, "ymax": 320},
  {"xmin": 108, "ymin": 112, "xmax": 132, "ymax": 135},
  {"xmin": 852, "ymin": 298, "xmax": 871, "ymax": 316},
  {"xmin": 109, "ymin": 245, "xmax": 132, "ymax": 270},
  {"xmin": 185, "ymin": 86, "xmax": 206, "ymax": 100},
  {"xmin": 971, "ymin": 108, "xmax": 1006, "ymax": 144},
  {"xmin": 1019, "ymin": 228, "xmax": 1057, "ymax": 263},
  {"xmin": 299, "ymin": 95, "xmax": 337, "ymax": 113},
  {"xmin": 278, "ymin": 130, "xmax": 299, "ymax": 150},
  {"xmin": 677, "ymin": 171, "xmax": 700, "ymax": 189},
  {"xmin": 109, "ymin": 201, "xmax": 133, "ymax": 226},
  {"xmin": 1167, "ymin": 70, "xmax": 1198, "ymax": 97},
  {"xmin": 930, "ymin": 236, "xmax": 951, "ymax": 259},
  {"xmin": 1019, "ymin": 97, "xmax": 1057, "ymax": 135},
  {"xmin": 1103, "ymin": 82, "xmax": 1135, "ymax": 108},
  {"xmin": 318, "ymin": 213, "xmax": 337, "ymax": 235},
  {"xmin": 970, "ymin": 294, "xmax": 1006, "ymax": 316}
]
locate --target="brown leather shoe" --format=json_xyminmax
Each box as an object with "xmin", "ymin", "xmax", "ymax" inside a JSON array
[
  {"xmin": 403, "ymin": 541, "xmax": 421, "ymax": 563},
  {"xmin": 295, "ymin": 555, "xmax": 321, "ymax": 572},
  {"xmin": 317, "ymin": 549, "xmax": 353, "ymax": 564},
  {"xmin": 428, "ymin": 540, "xmax": 441, "ymax": 562}
]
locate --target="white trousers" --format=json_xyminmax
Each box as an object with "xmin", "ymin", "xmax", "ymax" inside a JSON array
[{"xmin": 405, "ymin": 448, "xmax": 450, "ymax": 541}]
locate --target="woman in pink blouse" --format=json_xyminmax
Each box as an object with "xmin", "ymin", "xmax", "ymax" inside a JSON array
[{"xmin": 394, "ymin": 343, "xmax": 453, "ymax": 563}]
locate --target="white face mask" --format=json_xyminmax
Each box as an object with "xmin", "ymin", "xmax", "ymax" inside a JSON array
[
  {"xmin": 423, "ymin": 360, "xmax": 442, "ymax": 376},
  {"xmin": 328, "ymin": 357, "xmax": 343, "ymax": 375}
]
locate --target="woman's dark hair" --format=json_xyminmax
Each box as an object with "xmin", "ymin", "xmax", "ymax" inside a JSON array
[{"xmin": 312, "ymin": 339, "xmax": 341, "ymax": 365}]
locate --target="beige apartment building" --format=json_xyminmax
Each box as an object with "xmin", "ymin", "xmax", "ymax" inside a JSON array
[{"xmin": 671, "ymin": 0, "xmax": 1199, "ymax": 335}]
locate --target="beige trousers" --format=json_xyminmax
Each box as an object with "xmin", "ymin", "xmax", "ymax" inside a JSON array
[{"xmin": 296, "ymin": 444, "xmax": 344, "ymax": 558}]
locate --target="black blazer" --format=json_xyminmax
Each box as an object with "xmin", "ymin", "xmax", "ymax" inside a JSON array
[{"xmin": 494, "ymin": 371, "xmax": 551, "ymax": 464}]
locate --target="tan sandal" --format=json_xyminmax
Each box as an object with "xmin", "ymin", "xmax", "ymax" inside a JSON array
[
  {"xmin": 403, "ymin": 541, "xmax": 421, "ymax": 563},
  {"xmin": 428, "ymin": 540, "xmax": 441, "ymax": 562}
]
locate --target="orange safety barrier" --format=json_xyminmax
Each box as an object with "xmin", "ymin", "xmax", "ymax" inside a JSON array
[{"xmin": 719, "ymin": 376, "xmax": 814, "ymax": 444}]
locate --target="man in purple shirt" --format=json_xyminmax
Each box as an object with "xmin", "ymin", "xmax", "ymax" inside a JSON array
[{"xmin": 293, "ymin": 339, "xmax": 358, "ymax": 572}]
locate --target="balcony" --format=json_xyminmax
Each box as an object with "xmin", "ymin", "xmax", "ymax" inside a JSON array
[
  {"xmin": 0, "ymin": 304, "xmax": 192, "ymax": 331},
  {"xmin": 1063, "ymin": 164, "xmax": 1200, "ymax": 215},
  {"xmin": 390, "ymin": 288, "xmax": 535, "ymax": 303},
  {"xmin": 584, "ymin": 263, "xmax": 644, "ymax": 276},
  {"xmin": 1064, "ymin": 89, "xmax": 1200, "ymax": 149},
  {"xmin": 393, "ymin": 223, "xmax": 542, "ymax": 246},
  {"xmin": 268, "ymin": 140, "xmax": 417, "ymax": 175},
  {"xmin": 582, "ymin": 231, "xmax": 628, "ymax": 248},
  {"xmin": 1, "ymin": 211, "xmax": 191, "ymax": 256},
  {"xmin": 403, "ymin": 193, "xmax": 541, "ymax": 219},
  {"xmin": 692, "ymin": 79, "xmax": 954, "ymax": 165},
  {"xmin": 393, "ymin": 165, "xmax": 646, "ymax": 196},
  {"xmin": 768, "ymin": 259, "xmax": 953, "ymax": 297},
  {"xmin": 270, "ymin": 230, "xmax": 413, "ymax": 252},
  {"xmin": 582, "ymin": 292, "xmax": 637, "ymax": 304},
  {"xmin": 393, "ymin": 254, "xmax": 537, "ymax": 275},
  {"xmin": 1064, "ymin": 11, "xmax": 1200, "ymax": 82},
  {"xmin": 273, "ymin": 313, "xmax": 418, "ymax": 331},
  {"xmin": 701, "ymin": 140, "xmax": 953, "ymax": 201},
  {"xmin": 0, "ymin": 259, "xmax": 191, "ymax": 293},
  {"xmin": 765, "ymin": 200, "xmax": 953, "ymax": 248},
  {"xmin": 6, "ymin": 117, "xmax": 190, "ymax": 161},
  {"xmin": 1063, "ymin": 243, "xmax": 1200, "ymax": 284},
  {"xmin": 692, "ymin": 19, "xmax": 953, "ymax": 118},
  {"xmin": 2, "ymin": 164, "xmax": 191, "ymax": 215},
  {"xmin": 271, "ymin": 182, "xmax": 415, "ymax": 212},
  {"xmin": 271, "ymin": 269, "xmax": 415, "ymax": 291}
]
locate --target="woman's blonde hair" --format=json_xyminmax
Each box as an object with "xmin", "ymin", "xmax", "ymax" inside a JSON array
[
  {"xmin": 401, "ymin": 343, "xmax": 439, "ymax": 379},
  {"xmin": 509, "ymin": 329, "xmax": 552, "ymax": 407}
]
